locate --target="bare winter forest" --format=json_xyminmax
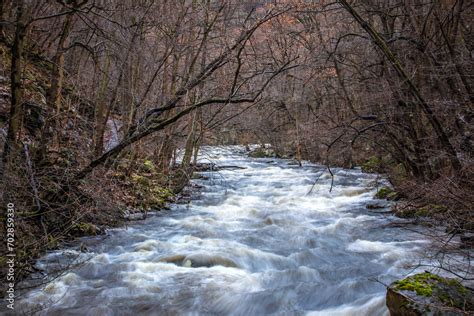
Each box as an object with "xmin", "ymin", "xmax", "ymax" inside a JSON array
[{"xmin": 0, "ymin": 0, "xmax": 473, "ymax": 315}]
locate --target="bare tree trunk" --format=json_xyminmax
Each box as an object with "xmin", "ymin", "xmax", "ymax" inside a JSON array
[
  {"xmin": 181, "ymin": 110, "xmax": 197, "ymax": 167},
  {"xmin": 47, "ymin": 13, "xmax": 73, "ymax": 148},
  {"xmin": 192, "ymin": 109, "xmax": 203, "ymax": 166},
  {"xmin": 93, "ymin": 50, "xmax": 111, "ymax": 157},
  {"xmin": 1, "ymin": 0, "xmax": 26, "ymax": 178},
  {"xmin": 37, "ymin": 13, "xmax": 74, "ymax": 159},
  {"xmin": 158, "ymin": 54, "xmax": 180, "ymax": 172},
  {"xmin": 0, "ymin": 0, "xmax": 11, "ymax": 36}
]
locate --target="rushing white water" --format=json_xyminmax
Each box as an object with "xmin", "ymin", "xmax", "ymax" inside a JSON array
[{"xmin": 14, "ymin": 146, "xmax": 431, "ymax": 315}]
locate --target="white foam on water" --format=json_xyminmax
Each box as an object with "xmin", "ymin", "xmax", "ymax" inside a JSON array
[
  {"xmin": 15, "ymin": 145, "xmax": 432, "ymax": 315},
  {"xmin": 347, "ymin": 239, "xmax": 404, "ymax": 253},
  {"xmin": 307, "ymin": 295, "xmax": 388, "ymax": 316}
]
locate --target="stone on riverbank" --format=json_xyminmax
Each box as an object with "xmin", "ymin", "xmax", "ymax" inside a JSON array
[
  {"xmin": 248, "ymin": 147, "xmax": 276, "ymax": 158},
  {"xmin": 123, "ymin": 209, "xmax": 146, "ymax": 221},
  {"xmin": 386, "ymin": 272, "xmax": 473, "ymax": 315},
  {"xmin": 375, "ymin": 186, "xmax": 399, "ymax": 200},
  {"xmin": 392, "ymin": 203, "xmax": 447, "ymax": 219}
]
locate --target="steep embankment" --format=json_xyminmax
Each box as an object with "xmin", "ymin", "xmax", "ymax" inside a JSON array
[{"xmin": 0, "ymin": 42, "xmax": 176, "ymax": 286}]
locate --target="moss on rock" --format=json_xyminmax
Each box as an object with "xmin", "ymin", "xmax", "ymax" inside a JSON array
[
  {"xmin": 142, "ymin": 160, "xmax": 156, "ymax": 173},
  {"xmin": 71, "ymin": 222, "xmax": 101, "ymax": 236},
  {"xmin": 393, "ymin": 204, "xmax": 448, "ymax": 219},
  {"xmin": 361, "ymin": 156, "xmax": 382, "ymax": 173},
  {"xmin": 248, "ymin": 147, "xmax": 276, "ymax": 158},
  {"xmin": 126, "ymin": 164, "xmax": 174, "ymax": 210},
  {"xmin": 387, "ymin": 272, "xmax": 473, "ymax": 315},
  {"xmin": 375, "ymin": 186, "xmax": 398, "ymax": 200},
  {"xmin": 393, "ymin": 272, "xmax": 441, "ymax": 297},
  {"xmin": 47, "ymin": 234, "xmax": 59, "ymax": 249}
]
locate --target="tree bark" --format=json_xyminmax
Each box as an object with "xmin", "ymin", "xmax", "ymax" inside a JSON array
[
  {"xmin": 93, "ymin": 50, "xmax": 111, "ymax": 157},
  {"xmin": 1, "ymin": 0, "xmax": 26, "ymax": 178},
  {"xmin": 181, "ymin": 110, "xmax": 197, "ymax": 168},
  {"xmin": 48, "ymin": 13, "xmax": 73, "ymax": 145}
]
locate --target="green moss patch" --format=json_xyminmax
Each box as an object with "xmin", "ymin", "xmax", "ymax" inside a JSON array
[
  {"xmin": 375, "ymin": 186, "xmax": 398, "ymax": 200},
  {"xmin": 142, "ymin": 159, "xmax": 156, "ymax": 173},
  {"xmin": 70, "ymin": 222, "xmax": 100, "ymax": 236},
  {"xmin": 416, "ymin": 204, "xmax": 447, "ymax": 217},
  {"xmin": 394, "ymin": 272, "xmax": 441, "ymax": 297},
  {"xmin": 394, "ymin": 203, "xmax": 448, "ymax": 219},
  {"xmin": 393, "ymin": 272, "xmax": 473, "ymax": 311},
  {"xmin": 248, "ymin": 147, "xmax": 276, "ymax": 158},
  {"xmin": 360, "ymin": 155, "xmax": 397, "ymax": 173},
  {"xmin": 113, "ymin": 159, "xmax": 175, "ymax": 210},
  {"xmin": 361, "ymin": 156, "xmax": 382, "ymax": 173}
]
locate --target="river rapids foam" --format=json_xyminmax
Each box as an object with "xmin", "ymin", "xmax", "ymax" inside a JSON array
[{"xmin": 13, "ymin": 146, "xmax": 430, "ymax": 315}]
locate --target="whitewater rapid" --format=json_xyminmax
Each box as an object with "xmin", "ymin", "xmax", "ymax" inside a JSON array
[{"xmin": 13, "ymin": 146, "xmax": 430, "ymax": 315}]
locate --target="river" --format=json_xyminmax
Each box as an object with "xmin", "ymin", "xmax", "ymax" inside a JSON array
[{"xmin": 15, "ymin": 146, "xmax": 430, "ymax": 315}]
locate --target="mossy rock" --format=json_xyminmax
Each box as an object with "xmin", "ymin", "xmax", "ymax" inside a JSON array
[
  {"xmin": 131, "ymin": 175, "xmax": 174, "ymax": 210},
  {"xmin": 249, "ymin": 149, "xmax": 267, "ymax": 158},
  {"xmin": 113, "ymin": 171, "xmax": 128, "ymax": 181},
  {"xmin": 393, "ymin": 272, "xmax": 442, "ymax": 297},
  {"xmin": 395, "ymin": 207, "xmax": 418, "ymax": 218},
  {"xmin": 47, "ymin": 234, "xmax": 60, "ymax": 249},
  {"xmin": 394, "ymin": 204, "xmax": 448, "ymax": 219},
  {"xmin": 360, "ymin": 155, "xmax": 401, "ymax": 174},
  {"xmin": 414, "ymin": 205, "xmax": 447, "ymax": 217},
  {"xmin": 191, "ymin": 173, "xmax": 209, "ymax": 180},
  {"xmin": 375, "ymin": 186, "xmax": 398, "ymax": 200},
  {"xmin": 142, "ymin": 160, "xmax": 156, "ymax": 173},
  {"xmin": 361, "ymin": 156, "xmax": 382, "ymax": 173},
  {"xmin": 387, "ymin": 272, "xmax": 473, "ymax": 315},
  {"xmin": 147, "ymin": 186, "xmax": 174, "ymax": 209},
  {"xmin": 248, "ymin": 147, "xmax": 276, "ymax": 158},
  {"xmin": 113, "ymin": 158, "xmax": 174, "ymax": 211},
  {"xmin": 131, "ymin": 173, "xmax": 150, "ymax": 186},
  {"xmin": 70, "ymin": 222, "xmax": 101, "ymax": 236}
]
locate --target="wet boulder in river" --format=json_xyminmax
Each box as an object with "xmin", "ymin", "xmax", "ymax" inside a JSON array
[
  {"xmin": 182, "ymin": 254, "xmax": 240, "ymax": 268},
  {"xmin": 248, "ymin": 147, "xmax": 276, "ymax": 158},
  {"xmin": 160, "ymin": 254, "xmax": 239, "ymax": 268}
]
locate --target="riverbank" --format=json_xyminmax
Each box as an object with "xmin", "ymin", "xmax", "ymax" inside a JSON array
[{"xmin": 0, "ymin": 156, "xmax": 182, "ymax": 294}]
